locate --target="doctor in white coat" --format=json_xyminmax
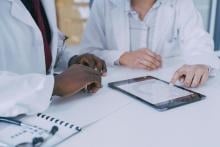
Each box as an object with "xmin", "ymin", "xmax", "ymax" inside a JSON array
[
  {"xmin": 0, "ymin": 0, "xmax": 107, "ymax": 117},
  {"xmin": 81, "ymin": 0, "xmax": 220, "ymax": 88}
]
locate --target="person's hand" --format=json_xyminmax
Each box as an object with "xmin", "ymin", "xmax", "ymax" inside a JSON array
[
  {"xmin": 68, "ymin": 53, "xmax": 107, "ymax": 76},
  {"xmin": 119, "ymin": 48, "xmax": 162, "ymax": 70},
  {"xmin": 171, "ymin": 64, "xmax": 209, "ymax": 88},
  {"xmin": 53, "ymin": 64, "xmax": 102, "ymax": 97}
]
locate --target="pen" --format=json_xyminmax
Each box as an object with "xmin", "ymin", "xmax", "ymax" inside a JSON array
[{"xmin": 0, "ymin": 117, "xmax": 36, "ymax": 130}]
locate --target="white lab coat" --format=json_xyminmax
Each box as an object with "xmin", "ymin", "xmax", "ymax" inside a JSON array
[
  {"xmin": 80, "ymin": 0, "xmax": 220, "ymax": 68},
  {"xmin": 0, "ymin": 0, "xmax": 73, "ymax": 117}
]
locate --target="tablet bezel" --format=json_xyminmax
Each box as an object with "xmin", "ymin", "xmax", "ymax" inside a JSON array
[{"xmin": 108, "ymin": 76, "xmax": 206, "ymax": 111}]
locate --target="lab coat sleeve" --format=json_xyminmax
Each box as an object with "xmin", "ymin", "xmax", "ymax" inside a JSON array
[
  {"xmin": 178, "ymin": 0, "xmax": 220, "ymax": 69},
  {"xmin": 80, "ymin": 0, "xmax": 125, "ymax": 66},
  {"xmin": 0, "ymin": 72, "xmax": 54, "ymax": 117}
]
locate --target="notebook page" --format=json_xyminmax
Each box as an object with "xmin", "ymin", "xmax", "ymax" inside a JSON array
[{"xmin": 0, "ymin": 113, "xmax": 81, "ymax": 146}]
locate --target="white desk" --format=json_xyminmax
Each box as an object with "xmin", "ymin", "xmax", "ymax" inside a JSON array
[
  {"xmin": 57, "ymin": 58, "xmax": 220, "ymax": 147},
  {"xmin": 0, "ymin": 57, "xmax": 219, "ymax": 147}
]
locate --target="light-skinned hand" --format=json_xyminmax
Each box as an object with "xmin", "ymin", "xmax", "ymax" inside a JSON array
[
  {"xmin": 171, "ymin": 64, "xmax": 209, "ymax": 88},
  {"xmin": 119, "ymin": 48, "xmax": 162, "ymax": 70}
]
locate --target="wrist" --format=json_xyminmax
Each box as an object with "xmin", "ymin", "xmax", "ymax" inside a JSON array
[
  {"xmin": 119, "ymin": 52, "xmax": 129, "ymax": 65},
  {"xmin": 53, "ymin": 75, "xmax": 62, "ymax": 96}
]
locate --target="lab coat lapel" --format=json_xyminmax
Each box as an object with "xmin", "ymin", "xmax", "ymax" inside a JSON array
[
  {"xmin": 41, "ymin": 0, "xmax": 58, "ymax": 70},
  {"xmin": 111, "ymin": 0, "xmax": 130, "ymax": 51},
  {"xmin": 10, "ymin": 0, "xmax": 37, "ymax": 29},
  {"xmin": 152, "ymin": 1, "xmax": 177, "ymax": 53},
  {"xmin": 10, "ymin": 0, "xmax": 58, "ymax": 72}
]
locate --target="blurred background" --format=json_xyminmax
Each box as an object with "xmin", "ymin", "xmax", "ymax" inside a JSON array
[{"xmin": 55, "ymin": 0, "xmax": 220, "ymax": 51}]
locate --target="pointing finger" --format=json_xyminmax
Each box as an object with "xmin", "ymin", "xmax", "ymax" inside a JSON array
[{"xmin": 170, "ymin": 69, "xmax": 186, "ymax": 85}]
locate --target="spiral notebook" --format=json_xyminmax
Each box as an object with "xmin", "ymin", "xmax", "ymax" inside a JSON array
[{"xmin": 0, "ymin": 113, "xmax": 82, "ymax": 147}]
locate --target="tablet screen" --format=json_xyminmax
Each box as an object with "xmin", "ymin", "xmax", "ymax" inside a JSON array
[{"xmin": 118, "ymin": 79, "xmax": 193, "ymax": 104}]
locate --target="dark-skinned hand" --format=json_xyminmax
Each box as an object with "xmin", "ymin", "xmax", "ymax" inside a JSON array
[
  {"xmin": 68, "ymin": 53, "xmax": 107, "ymax": 76},
  {"xmin": 53, "ymin": 64, "xmax": 102, "ymax": 97}
]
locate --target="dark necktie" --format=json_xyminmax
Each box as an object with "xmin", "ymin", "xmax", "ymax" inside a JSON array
[{"xmin": 32, "ymin": 0, "xmax": 52, "ymax": 72}]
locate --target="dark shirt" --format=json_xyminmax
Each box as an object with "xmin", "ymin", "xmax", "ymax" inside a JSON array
[{"xmin": 21, "ymin": 0, "xmax": 52, "ymax": 44}]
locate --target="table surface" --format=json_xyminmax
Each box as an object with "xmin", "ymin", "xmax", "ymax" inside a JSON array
[
  {"xmin": 0, "ymin": 54, "xmax": 219, "ymax": 147},
  {"xmin": 54, "ymin": 57, "xmax": 220, "ymax": 147}
]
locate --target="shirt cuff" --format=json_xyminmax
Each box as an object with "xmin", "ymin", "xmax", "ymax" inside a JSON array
[
  {"xmin": 114, "ymin": 59, "xmax": 121, "ymax": 65},
  {"xmin": 208, "ymin": 66, "xmax": 217, "ymax": 77}
]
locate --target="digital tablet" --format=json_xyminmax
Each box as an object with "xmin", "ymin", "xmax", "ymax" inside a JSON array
[{"xmin": 108, "ymin": 76, "xmax": 206, "ymax": 111}]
